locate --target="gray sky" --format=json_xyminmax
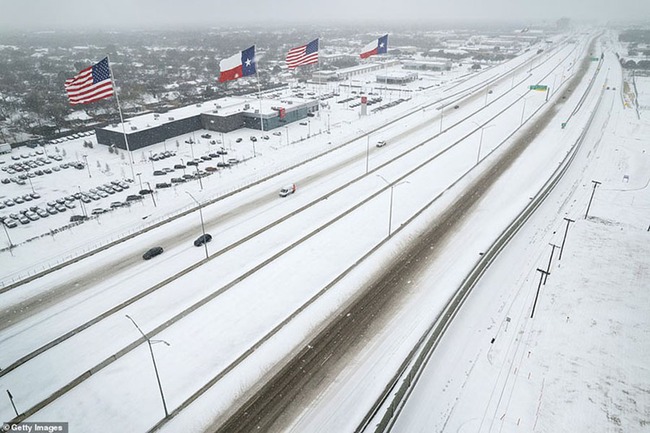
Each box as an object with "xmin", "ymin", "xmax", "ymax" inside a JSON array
[{"xmin": 1, "ymin": 0, "xmax": 649, "ymax": 31}]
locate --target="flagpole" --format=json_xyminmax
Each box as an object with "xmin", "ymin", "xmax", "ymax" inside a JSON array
[
  {"xmin": 107, "ymin": 55, "xmax": 136, "ymax": 182},
  {"xmin": 317, "ymin": 37, "xmax": 322, "ymax": 118},
  {"xmin": 254, "ymin": 45, "xmax": 264, "ymax": 134}
]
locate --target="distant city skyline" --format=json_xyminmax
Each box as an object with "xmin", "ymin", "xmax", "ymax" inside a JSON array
[{"xmin": 2, "ymin": 0, "xmax": 649, "ymax": 32}]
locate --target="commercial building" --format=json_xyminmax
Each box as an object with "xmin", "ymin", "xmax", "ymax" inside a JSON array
[
  {"xmin": 375, "ymin": 71, "xmax": 419, "ymax": 85},
  {"xmin": 96, "ymin": 96, "xmax": 318, "ymax": 151},
  {"xmin": 312, "ymin": 60, "xmax": 400, "ymax": 82},
  {"xmin": 402, "ymin": 59, "xmax": 453, "ymax": 71}
]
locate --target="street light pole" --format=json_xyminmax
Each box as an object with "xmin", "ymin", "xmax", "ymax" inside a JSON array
[
  {"xmin": 125, "ymin": 315, "xmax": 170, "ymax": 418},
  {"xmin": 477, "ymin": 127, "xmax": 485, "ymax": 166},
  {"xmin": 145, "ymin": 182, "xmax": 157, "ymax": 207},
  {"xmin": 439, "ymin": 105, "xmax": 444, "ymax": 134},
  {"xmin": 365, "ymin": 136, "xmax": 370, "ymax": 174},
  {"xmin": 2, "ymin": 222, "xmax": 14, "ymax": 249},
  {"xmin": 136, "ymin": 173, "xmax": 143, "ymax": 192},
  {"xmin": 77, "ymin": 186, "xmax": 87, "ymax": 218},
  {"xmin": 377, "ymin": 175, "xmax": 409, "ymax": 236},
  {"xmin": 195, "ymin": 164, "xmax": 203, "ymax": 191},
  {"xmin": 27, "ymin": 176, "xmax": 35, "ymax": 194},
  {"xmin": 520, "ymin": 98, "xmax": 527, "ymax": 126},
  {"xmin": 186, "ymin": 192, "xmax": 209, "ymax": 259},
  {"xmin": 82, "ymin": 154, "xmax": 91, "ymax": 178}
]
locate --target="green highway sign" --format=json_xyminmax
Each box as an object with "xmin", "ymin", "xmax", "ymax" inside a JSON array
[{"xmin": 529, "ymin": 84, "xmax": 548, "ymax": 91}]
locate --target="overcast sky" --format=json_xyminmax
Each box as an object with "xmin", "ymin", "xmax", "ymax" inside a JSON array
[{"xmin": 1, "ymin": 0, "xmax": 649, "ymax": 31}]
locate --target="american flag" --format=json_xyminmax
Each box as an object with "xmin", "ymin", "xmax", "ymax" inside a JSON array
[
  {"xmin": 65, "ymin": 57, "xmax": 114, "ymax": 105},
  {"xmin": 286, "ymin": 39, "xmax": 319, "ymax": 69}
]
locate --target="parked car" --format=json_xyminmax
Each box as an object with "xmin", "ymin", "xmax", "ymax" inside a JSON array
[
  {"xmin": 193, "ymin": 233, "xmax": 213, "ymax": 247},
  {"xmin": 376, "ymin": 140, "xmax": 387, "ymax": 148},
  {"xmin": 143, "ymin": 246, "xmax": 164, "ymax": 260},
  {"xmin": 155, "ymin": 182, "xmax": 171, "ymax": 189},
  {"xmin": 153, "ymin": 170, "xmax": 166, "ymax": 176},
  {"xmin": 4, "ymin": 219, "xmax": 18, "ymax": 228},
  {"xmin": 235, "ymin": 138, "xmax": 243, "ymax": 143},
  {"xmin": 126, "ymin": 194, "xmax": 144, "ymax": 202},
  {"xmin": 69, "ymin": 215, "xmax": 88, "ymax": 222}
]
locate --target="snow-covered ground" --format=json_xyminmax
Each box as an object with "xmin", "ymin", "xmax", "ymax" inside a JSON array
[
  {"xmin": 0, "ymin": 33, "xmax": 612, "ymax": 433},
  {"xmin": 382, "ymin": 41, "xmax": 650, "ymax": 433}
]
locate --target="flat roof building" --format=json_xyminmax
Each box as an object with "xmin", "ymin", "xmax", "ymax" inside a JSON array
[{"xmin": 95, "ymin": 95, "xmax": 318, "ymax": 151}]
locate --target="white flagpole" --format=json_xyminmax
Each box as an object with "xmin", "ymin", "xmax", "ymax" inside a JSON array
[
  {"xmin": 317, "ymin": 37, "xmax": 322, "ymax": 118},
  {"xmin": 254, "ymin": 45, "xmax": 264, "ymax": 133},
  {"xmin": 107, "ymin": 55, "xmax": 136, "ymax": 182}
]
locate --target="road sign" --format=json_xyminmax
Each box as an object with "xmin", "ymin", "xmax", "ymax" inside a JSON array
[{"xmin": 529, "ymin": 84, "xmax": 548, "ymax": 91}]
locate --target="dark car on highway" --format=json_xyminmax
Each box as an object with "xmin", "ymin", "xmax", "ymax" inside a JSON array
[
  {"xmin": 194, "ymin": 234, "xmax": 212, "ymax": 247},
  {"xmin": 143, "ymin": 246, "xmax": 164, "ymax": 260}
]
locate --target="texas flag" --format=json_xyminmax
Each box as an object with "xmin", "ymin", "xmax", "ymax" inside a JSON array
[
  {"xmin": 360, "ymin": 34, "xmax": 388, "ymax": 59},
  {"xmin": 219, "ymin": 46, "xmax": 256, "ymax": 82}
]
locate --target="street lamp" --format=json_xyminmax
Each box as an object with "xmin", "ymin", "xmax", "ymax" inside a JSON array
[
  {"xmin": 27, "ymin": 176, "xmax": 35, "ymax": 194},
  {"xmin": 195, "ymin": 163, "xmax": 203, "ymax": 191},
  {"xmin": 145, "ymin": 181, "xmax": 157, "ymax": 207},
  {"xmin": 77, "ymin": 186, "xmax": 87, "ymax": 218},
  {"xmin": 125, "ymin": 315, "xmax": 170, "ymax": 418},
  {"xmin": 520, "ymin": 98, "xmax": 528, "ymax": 126},
  {"xmin": 82, "ymin": 154, "xmax": 91, "ymax": 178},
  {"xmin": 376, "ymin": 175, "xmax": 410, "ymax": 237},
  {"xmin": 2, "ymin": 222, "xmax": 13, "ymax": 249},
  {"xmin": 439, "ymin": 104, "xmax": 445, "ymax": 134},
  {"xmin": 471, "ymin": 123, "xmax": 496, "ymax": 166},
  {"xmin": 285, "ymin": 126, "xmax": 289, "ymax": 145},
  {"xmin": 136, "ymin": 172, "xmax": 143, "ymax": 192},
  {"xmin": 365, "ymin": 135, "xmax": 370, "ymax": 174},
  {"xmin": 186, "ymin": 192, "xmax": 209, "ymax": 259}
]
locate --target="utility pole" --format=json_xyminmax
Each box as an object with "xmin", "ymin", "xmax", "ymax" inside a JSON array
[
  {"xmin": 544, "ymin": 243, "xmax": 559, "ymax": 284},
  {"xmin": 531, "ymin": 268, "xmax": 550, "ymax": 318},
  {"xmin": 559, "ymin": 217, "xmax": 575, "ymax": 260},
  {"xmin": 585, "ymin": 180, "xmax": 601, "ymax": 219}
]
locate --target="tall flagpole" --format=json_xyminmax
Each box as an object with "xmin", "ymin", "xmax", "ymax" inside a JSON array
[
  {"xmin": 254, "ymin": 45, "xmax": 264, "ymax": 133},
  {"xmin": 317, "ymin": 37, "xmax": 322, "ymax": 118},
  {"xmin": 107, "ymin": 55, "xmax": 136, "ymax": 182}
]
